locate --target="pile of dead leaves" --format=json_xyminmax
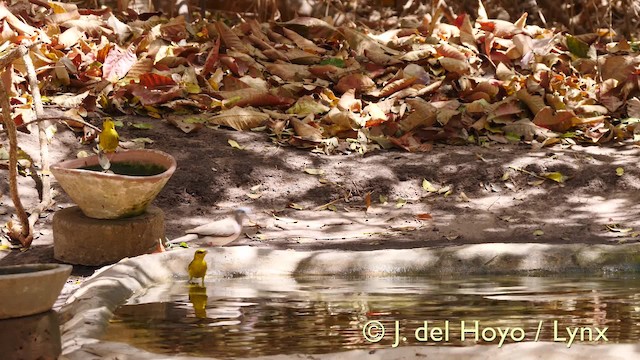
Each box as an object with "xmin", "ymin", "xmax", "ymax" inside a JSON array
[{"xmin": 2, "ymin": 1, "xmax": 640, "ymax": 154}]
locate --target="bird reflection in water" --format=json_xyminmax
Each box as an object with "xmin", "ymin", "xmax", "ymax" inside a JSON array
[{"xmin": 188, "ymin": 285, "xmax": 208, "ymax": 319}]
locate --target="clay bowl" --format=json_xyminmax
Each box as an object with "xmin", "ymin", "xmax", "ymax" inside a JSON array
[
  {"xmin": 0, "ymin": 264, "xmax": 72, "ymax": 319},
  {"xmin": 50, "ymin": 149, "xmax": 176, "ymax": 219}
]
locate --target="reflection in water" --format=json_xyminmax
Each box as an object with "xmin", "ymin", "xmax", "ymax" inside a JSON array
[
  {"xmin": 103, "ymin": 275, "xmax": 640, "ymax": 358},
  {"xmin": 189, "ymin": 285, "xmax": 208, "ymax": 319}
]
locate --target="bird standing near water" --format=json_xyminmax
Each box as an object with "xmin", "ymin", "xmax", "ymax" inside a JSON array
[
  {"xmin": 188, "ymin": 249, "xmax": 208, "ymax": 286},
  {"xmin": 167, "ymin": 208, "xmax": 251, "ymax": 247}
]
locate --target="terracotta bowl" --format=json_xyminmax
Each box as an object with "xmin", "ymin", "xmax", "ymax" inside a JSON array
[
  {"xmin": 50, "ymin": 149, "xmax": 176, "ymax": 219},
  {"xmin": 0, "ymin": 264, "xmax": 72, "ymax": 319}
]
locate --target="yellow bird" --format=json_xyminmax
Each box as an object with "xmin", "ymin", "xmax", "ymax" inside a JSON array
[
  {"xmin": 99, "ymin": 118, "xmax": 119, "ymax": 153},
  {"xmin": 188, "ymin": 285, "xmax": 208, "ymax": 319},
  {"xmin": 188, "ymin": 249, "xmax": 208, "ymax": 286}
]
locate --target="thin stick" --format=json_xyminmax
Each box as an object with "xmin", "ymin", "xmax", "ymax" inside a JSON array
[
  {"xmin": 0, "ymin": 77, "xmax": 32, "ymax": 247},
  {"xmin": 0, "ymin": 42, "xmax": 46, "ymax": 247},
  {"xmin": 22, "ymin": 46, "xmax": 52, "ymax": 207},
  {"xmin": 19, "ymin": 115, "xmax": 102, "ymax": 132},
  {"xmin": 508, "ymin": 166, "xmax": 547, "ymax": 181},
  {"xmin": 313, "ymin": 197, "xmax": 343, "ymax": 211}
]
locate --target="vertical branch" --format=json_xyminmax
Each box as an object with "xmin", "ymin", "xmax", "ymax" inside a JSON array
[
  {"xmin": 0, "ymin": 76, "xmax": 32, "ymax": 247},
  {"xmin": 569, "ymin": 0, "xmax": 575, "ymax": 35},
  {"xmin": 22, "ymin": 47, "xmax": 52, "ymax": 207},
  {"xmin": 607, "ymin": 0, "xmax": 613, "ymax": 42}
]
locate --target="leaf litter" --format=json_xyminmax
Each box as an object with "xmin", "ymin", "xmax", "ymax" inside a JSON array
[{"xmin": 2, "ymin": 1, "xmax": 640, "ymax": 156}]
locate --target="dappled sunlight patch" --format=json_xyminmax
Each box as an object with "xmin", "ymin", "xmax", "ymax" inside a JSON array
[{"xmin": 566, "ymin": 196, "xmax": 640, "ymax": 228}]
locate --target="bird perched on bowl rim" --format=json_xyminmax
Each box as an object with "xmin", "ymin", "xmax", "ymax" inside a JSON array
[
  {"xmin": 168, "ymin": 208, "xmax": 251, "ymax": 247},
  {"xmin": 97, "ymin": 118, "xmax": 119, "ymax": 171},
  {"xmin": 188, "ymin": 249, "xmax": 208, "ymax": 286},
  {"xmin": 99, "ymin": 118, "xmax": 119, "ymax": 153}
]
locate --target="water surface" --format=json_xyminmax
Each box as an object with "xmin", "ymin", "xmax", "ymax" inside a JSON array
[
  {"xmin": 102, "ymin": 275, "xmax": 640, "ymax": 357},
  {"xmin": 81, "ymin": 162, "xmax": 166, "ymax": 176}
]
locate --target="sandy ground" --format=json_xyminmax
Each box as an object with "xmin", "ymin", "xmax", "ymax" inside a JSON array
[{"xmin": 1, "ymin": 116, "xmax": 639, "ymax": 278}]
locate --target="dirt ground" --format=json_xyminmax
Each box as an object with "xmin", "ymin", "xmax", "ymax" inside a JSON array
[{"xmin": 1, "ymin": 116, "xmax": 640, "ymax": 278}]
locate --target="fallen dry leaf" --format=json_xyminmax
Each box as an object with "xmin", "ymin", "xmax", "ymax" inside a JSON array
[
  {"xmin": 207, "ymin": 107, "xmax": 269, "ymax": 131},
  {"xmin": 416, "ymin": 213, "xmax": 433, "ymax": 220}
]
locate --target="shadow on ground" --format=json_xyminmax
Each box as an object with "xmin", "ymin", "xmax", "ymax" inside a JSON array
[{"xmin": 1, "ymin": 117, "xmax": 639, "ymax": 267}]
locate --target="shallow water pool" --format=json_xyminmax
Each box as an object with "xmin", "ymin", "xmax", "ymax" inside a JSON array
[{"xmin": 102, "ymin": 275, "xmax": 640, "ymax": 358}]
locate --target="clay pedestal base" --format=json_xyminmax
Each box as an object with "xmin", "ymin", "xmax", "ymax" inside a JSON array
[{"xmin": 53, "ymin": 206, "xmax": 164, "ymax": 266}]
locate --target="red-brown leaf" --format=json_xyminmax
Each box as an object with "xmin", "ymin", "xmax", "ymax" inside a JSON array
[
  {"xmin": 389, "ymin": 133, "xmax": 433, "ymax": 152},
  {"xmin": 436, "ymin": 43, "xmax": 466, "ymax": 61},
  {"xmin": 103, "ymin": 45, "xmax": 136, "ymax": 81},
  {"xmin": 281, "ymin": 27, "xmax": 326, "ymax": 54},
  {"xmin": 160, "ymin": 17, "xmax": 188, "ymax": 42},
  {"xmin": 377, "ymin": 77, "xmax": 416, "ymax": 98},
  {"xmin": 416, "ymin": 213, "xmax": 433, "ymax": 220},
  {"xmin": 216, "ymin": 21, "xmax": 247, "ymax": 52},
  {"xmin": 532, "ymin": 107, "xmax": 575, "ymax": 132},
  {"xmin": 216, "ymin": 89, "xmax": 294, "ymax": 108},
  {"xmin": 127, "ymin": 84, "xmax": 183, "ymax": 106},
  {"xmin": 265, "ymin": 63, "xmax": 313, "ymax": 81},
  {"xmin": 202, "ymin": 36, "xmax": 221, "ymax": 76},
  {"xmin": 139, "ymin": 73, "xmax": 176, "ymax": 88},
  {"xmin": 219, "ymin": 55, "xmax": 248, "ymax": 76},
  {"xmin": 309, "ymin": 65, "xmax": 341, "ymax": 80},
  {"xmin": 335, "ymin": 73, "xmax": 375, "ymax": 94},
  {"xmin": 97, "ymin": 43, "xmax": 110, "ymax": 64}
]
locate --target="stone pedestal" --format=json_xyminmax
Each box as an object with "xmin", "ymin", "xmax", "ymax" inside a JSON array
[
  {"xmin": 0, "ymin": 310, "xmax": 61, "ymax": 360},
  {"xmin": 53, "ymin": 206, "xmax": 165, "ymax": 266}
]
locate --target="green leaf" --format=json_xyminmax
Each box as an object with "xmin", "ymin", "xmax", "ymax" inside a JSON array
[
  {"xmin": 287, "ymin": 96, "xmax": 330, "ymax": 115},
  {"xmin": 0, "ymin": 147, "xmax": 9, "ymax": 160},
  {"xmin": 247, "ymin": 192, "xmax": 262, "ymax": 199},
  {"xmin": 288, "ymin": 203, "xmax": 305, "ymax": 210},
  {"xmin": 543, "ymin": 172, "xmax": 566, "ymax": 183},
  {"xmin": 620, "ymin": 118, "xmax": 640, "ymax": 125},
  {"xmin": 132, "ymin": 122, "xmax": 153, "ymax": 129},
  {"xmin": 560, "ymin": 132, "xmax": 576, "ymax": 138},
  {"xmin": 304, "ymin": 168, "xmax": 325, "ymax": 175},
  {"xmin": 566, "ymin": 35, "xmax": 590, "ymax": 58},
  {"xmin": 505, "ymin": 133, "xmax": 521, "ymax": 142},
  {"xmin": 606, "ymin": 224, "xmax": 633, "ymax": 233},
  {"xmin": 228, "ymin": 139, "xmax": 245, "ymax": 150},
  {"xmin": 395, "ymin": 198, "xmax": 407, "ymax": 208},
  {"xmin": 76, "ymin": 150, "xmax": 92, "ymax": 158},
  {"xmin": 319, "ymin": 57, "xmax": 345, "ymax": 68},
  {"xmin": 533, "ymin": 229, "xmax": 544, "ymax": 236},
  {"xmin": 131, "ymin": 137, "xmax": 154, "ymax": 144},
  {"xmin": 422, "ymin": 179, "xmax": 438, "ymax": 192},
  {"xmin": 616, "ymin": 167, "xmax": 624, "ymax": 176}
]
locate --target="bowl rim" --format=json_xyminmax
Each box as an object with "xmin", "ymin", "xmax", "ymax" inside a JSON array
[
  {"xmin": 0, "ymin": 263, "xmax": 72, "ymax": 280},
  {"xmin": 50, "ymin": 149, "xmax": 177, "ymax": 182}
]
